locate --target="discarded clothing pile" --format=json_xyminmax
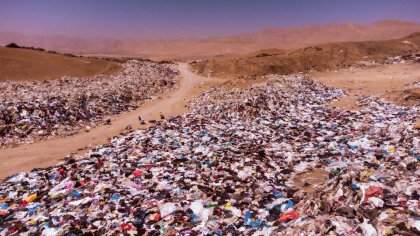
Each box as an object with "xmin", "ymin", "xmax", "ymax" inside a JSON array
[
  {"xmin": 0, "ymin": 60, "xmax": 178, "ymax": 147},
  {"xmin": 0, "ymin": 75, "xmax": 418, "ymax": 235}
]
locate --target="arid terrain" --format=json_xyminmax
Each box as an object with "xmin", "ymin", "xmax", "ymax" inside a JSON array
[
  {"xmin": 0, "ymin": 23, "xmax": 418, "ymax": 178},
  {"xmin": 191, "ymin": 33, "xmax": 420, "ymax": 79},
  {"xmin": 0, "ymin": 19, "xmax": 419, "ymax": 235},
  {"xmin": 190, "ymin": 32, "xmax": 420, "ymax": 111},
  {"xmin": 312, "ymin": 63, "xmax": 420, "ymax": 109},
  {"xmin": 1, "ymin": 20, "xmax": 420, "ymax": 58},
  {"xmin": 0, "ymin": 46, "xmax": 121, "ymax": 81}
]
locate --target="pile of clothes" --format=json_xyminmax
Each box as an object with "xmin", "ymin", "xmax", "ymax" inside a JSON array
[
  {"xmin": 0, "ymin": 75, "xmax": 418, "ymax": 235},
  {"xmin": 0, "ymin": 60, "xmax": 178, "ymax": 147}
]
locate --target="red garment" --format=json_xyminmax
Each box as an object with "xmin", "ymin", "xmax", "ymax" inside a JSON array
[
  {"xmin": 120, "ymin": 222, "xmax": 132, "ymax": 231},
  {"xmin": 133, "ymin": 169, "xmax": 142, "ymax": 177},
  {"xmin": 364, "ymin": 186, "xmax": 383, "ymax": 201},
  {"xmin": 279, "ymin": 211, "xmax": 300, "ymax": 222}
]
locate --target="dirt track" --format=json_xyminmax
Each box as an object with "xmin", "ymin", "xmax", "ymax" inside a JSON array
[{"xmin": 0, "ymin": 63, "xmax": 224, "ymax": 179}]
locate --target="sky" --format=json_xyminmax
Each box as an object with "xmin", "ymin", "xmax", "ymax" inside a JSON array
[{"xmin": 0, "ymin": 0, "xmax": 419, "ymax": 39}]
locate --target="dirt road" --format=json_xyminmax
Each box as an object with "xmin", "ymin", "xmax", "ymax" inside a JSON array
[{"xmin": 0, "ymin": 63, "xmax": 224, "ymax": 179}]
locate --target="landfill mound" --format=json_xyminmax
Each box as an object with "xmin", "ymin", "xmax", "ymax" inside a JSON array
[
  {"xmin": 0, "ymin": 60, "xmax": 178, "ymax": 148},
  {"xmin": 0, "ymin": 75, "xmax": 418, "ymax": 235},
  {"xmin": 191, "ymin": 32, "xmax": 420, "ymax": 79},
  {"xmin": 0, "ymin": 46, "xmax": 121, "ymax": 81}
]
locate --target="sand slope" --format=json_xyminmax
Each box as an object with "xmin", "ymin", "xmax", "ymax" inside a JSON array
[
  {"xmin": 312, "ymin": 63, "xmax": 420, "ymax": 109},
  {"xmin": 0, "ymin": 47, "xmax": 121, "ymax": 81},
  {"xmin": 191, "ymin": 33, "xmax": 420, "ymax": 78}
]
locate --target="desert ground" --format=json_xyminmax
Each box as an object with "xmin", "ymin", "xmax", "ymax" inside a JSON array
[
  {"xmin": 312, "ymin": 63, "xmax": 420, "ymax": 109},
  {"xmin": 0, "ymin": 21, "xmax": 419, "ymax": 235},
  {"xmin": 1, "ymin": 20, "xmax": 420, "ymax": 58},
  {"xmin": 0, "ymin": 46, "xmax": 121, "ymax": 81},
  {"xmin": 190, "ymin": 33, "xmax": 420, "ymax": 78}
]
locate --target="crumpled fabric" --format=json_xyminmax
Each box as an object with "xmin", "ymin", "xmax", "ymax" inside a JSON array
[
  {"xmin": 0, "ymin": 60, "xmax": 178, "ymax": 147},
  {"xmin": 0, "ymin": 75, "xmax": 418, "ymax": 235}
]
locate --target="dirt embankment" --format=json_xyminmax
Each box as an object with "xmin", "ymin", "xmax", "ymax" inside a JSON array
[
  {"xmin": 311, "ymin": 63, "xmax": 420, "ymax": 109},
  {"xmin": 191, "ymin": 33, "xmax": 420, "ymax": 79},
  {"xmin": 0, "ymin": 47, "xmax": 122, "ymax": 81}
]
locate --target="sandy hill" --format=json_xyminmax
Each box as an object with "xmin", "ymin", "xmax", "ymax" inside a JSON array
[
  {"xmin": 0, "ymin": 47, "xmax": 121, "ymax": 81},
  {"xmin": 226, "ymin": 20, "xmax": 420, "ymax": 50},
  {"xmin": 190, "ymin": 32, "xmax": 420, "ymax": 79},
  {"xmin": 1, "ymin": 20, "xmax": 420, "ymax": 58}
]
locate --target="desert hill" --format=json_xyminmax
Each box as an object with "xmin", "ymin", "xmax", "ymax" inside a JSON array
[
  {"xmin": 1, "ymin": 20, "xmax": 420, "ymax": 58},
  {"xmin": 190, "ymin": 32, "xmax": 420, "ymax": 79},
  {"xmin": 226, "ymin": 20, "xmax": 420, "ymax": 50},
  {"xmin": 0, "ymin": 46, "xmax": 121, "ymax": 81}
]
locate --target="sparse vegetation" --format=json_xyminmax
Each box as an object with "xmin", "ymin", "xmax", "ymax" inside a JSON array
[
  {"xmin": 5, "ymin": 42, "xmax": 20, "ymax": 48},
  {"xmin": 4, "ymin": 43, "xmax": 46, "ymax": 52}
]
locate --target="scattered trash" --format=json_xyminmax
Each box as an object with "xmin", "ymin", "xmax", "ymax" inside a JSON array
[
  {"xmin": 0, "ymin": 75, "xmax": 418, "ymax": 235},
  {"xmin": 0, "ymin": 60, "xmax": 178, "ymax": 147}
]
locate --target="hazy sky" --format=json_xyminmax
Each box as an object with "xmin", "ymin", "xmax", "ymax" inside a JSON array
[{"xmin": 0, "ymin": 0, "xmax": 419, "ymax": 39}]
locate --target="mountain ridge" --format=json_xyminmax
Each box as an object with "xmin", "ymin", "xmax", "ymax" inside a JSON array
[{"xmin": 1, "ymin": 19, "xmax": 419, "ymax": 58}]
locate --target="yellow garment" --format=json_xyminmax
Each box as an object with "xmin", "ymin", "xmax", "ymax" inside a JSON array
[
  {"xmin": 224, "ymin": 203, "xmax": 232, "ymax": 209},
  {"xmin": 25, "ymin": 194, "xmax": 37, "ymax": 203}
]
